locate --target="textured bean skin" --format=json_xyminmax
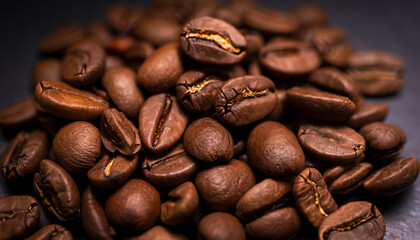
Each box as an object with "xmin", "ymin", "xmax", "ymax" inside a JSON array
[
  {"xmin": 198, "ymin": 212, "xmax": 246, "ymax": 240},
  {"xmin": 26, "ymin": 224, "xmax": 73, "ymax": 240}
]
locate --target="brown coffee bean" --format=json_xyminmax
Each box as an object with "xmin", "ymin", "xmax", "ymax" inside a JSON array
[
  {"xmin": 265, "ymin": 89, "xmax": 287, "ymax": 121},
  {"xmin": 214, "ymin": 7, "xmax": 242, "ymax": 27},
  {"xmin": 247, "ymin": 121, "xmax": 305, "ymax": 176},
  {"xmin": 348, "ymin": 51, "xmax": 405, "ymax": 96},
  {"xmin": 133, "ymin": 16, "xmax": 180, "ymax": 47},
  {"xmin": 61, "ymin": 39, "xmax": 105, "ymax": 86},
  {"xmin": 318, "ymin": 201, "xmax": 385, "ymax": 240},
  {"xmin": 240, "ymin": 29, "xmax": 264, "ymax": 62},
  {"xmin": 286, "ymin": 86, "xmax": 356, "ymax": 122},
  {"xmin": 105, "ymin": 179, "xmax": 160, "ymax": 232},
  {"xmin": 26, "ymin": 224, "xmax": 73, "ymax": 240},
  {"xmin": 160, "ymin": 181, "xmax": 199, "ymax": 226},
  {"xmin": 106, "ymin": 3, "xmax": 142, "ymax": 33},
  {"xmin": 35, "ymin": 81, "xmax": 109, "ymax": 121},
  {"xmin": 137, "ymin": 43, "xmax": 184, "ymax": 93},
  {"xmin": 325, "ymin": 162, "xmax": 373, "ymax": 195},
  {"xmin": 53, "ymin": 121, "xmax": 101, "ymax": 173},
  {"xmin": 104, "ymin": 54, "xmax": 124, "ymax": 71},
  {"xmin": 293, "ymin": 168, "xmax": 338, "ymax": 228},
  {"xmin": 124, "ymin": 40, "xmax": 154, "ymax": 66},
  {"xmin": 39, "ymin": 25, "xmax": 86, "ymax": 54},
  {"xmin": 33, "ymin": 159, "xmax": 80, "ymax": 220},
  {"xmin": 106, "ymin": 36, "xmax": 135, "ymax": 53},
  {"xmin": 1, "ymin": 129, "xmax": 49, "ymax": 181},
  {"xmin": 214, "ymin": 75, "xmax": 277, "ymax": 126},
  {"xmin": 139, "ymin": 93, "xmax": 188, "ymax": 153},
  {"xmin": 363, "ymin": 157, "xmax": 419, "ymax": 196},
  {"xmin": 199, "ymin": 212, "xmax": 246, "ymax": 240},
  {"xmin": 184, "ymin": 117, "xmax": 234, "ymax": 163},
  {"xmin": 142, "ymin": 144, "xmax": 198, "ymax": 187},
  {"xmin": 292, "ymin": 4, "xmax": 328, "ymax": 29},
  {"xmin": 0, "ymin": 97, "xmax": 37, "ymax": 128},
  {"xmin": 195, "ymin": 160, "xmax": 255, "ymax": 211},
  {"xmin": 346, "ymin": 103, "xmax": 388, "ymax": 130},
  {"xmin": 88, "ymin": 153, "xmax": 138, "ymax": 189},
  {"xmin": 243, "ymin": 8, "xmax": 300, "ymax": 35},
  {"xmin": 180, "ymin": 16, "xmax": 246, "ymax": 66},
  {"xmin": 127, "ymin": 226, "xmax": 187, "ymax": 240},
  {"xmin": 81, "ymin": 185, "xmax": 114, "ymax": 240},
  {"xmin": 298, "ymin": 123, "xmax": 365, "ymax": 165},
  {"xmin": 100, "ymin": 108, "xmax": 141, "ymax": 156},
  {"xmin": 31, "ymin": 59, "xmax": 61, "ymax": 87},
  {"xmin": 0, "ymin": 195, "xmax": 40, "ymax": 240},
  {"xmin": 259, "ymin": 38, "xmax": 321, "ymax": 78}
]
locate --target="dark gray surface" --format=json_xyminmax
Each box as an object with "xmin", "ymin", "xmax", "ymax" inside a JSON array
[{"xmin": 1, "ymin": 0, "xmax": 420, "ymax": 239}]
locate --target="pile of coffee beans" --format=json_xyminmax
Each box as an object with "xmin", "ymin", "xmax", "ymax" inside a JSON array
[{"xmin": 0, "ymin": 1, "xmax": 419, "ymax": 239}]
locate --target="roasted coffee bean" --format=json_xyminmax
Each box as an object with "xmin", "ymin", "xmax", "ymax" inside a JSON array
[
  {"xmin": 247, "ymin": 121, "xmax": 305, "ymax": 176},
  {"xmin": 35, "ymin": 81, "xmax": 109, "ymax": 121},
  {"xmin": 259, "ymin": 38, "xmax": 321, "ymax": 79},
  {"xmin": 293, "ymin": 168, "xmax": 337, "ymax": 228},
  {"xmin": 26, "ymin": 224, "xmax": 73, "ymax": 240},
  {"xmin": 243, "ymin": 8, "xmax": 299, "ymax": 35},
  {"xmin": 133, "ymin": 16, "xmax": 180, "ymax": 47},
  {"xmin": 240, "ymin": 29, "xmax": 264, "ymax": 62},
  {"xmin": 160, "ymin": 181, "xmax": 199, "ymax": 226},
  {"xmin": 214, "ymin": 75, "xmax": 277, "ymax": 126},
  {"xmin": 324, "ymin": 162, "xmax": 373, "ymax": 195},
  {"xmin": 359, "ymin": 122, "xmax": 406, "ymax": 161},
  {"xmin": 88, "ymin": 153, "xmax": 138, "ymax": 189},
  {"xmin": 127, "ymin": 226, "xmax": 187, "ymax": 240},
  {"xmin": 346, "ymin": 103, "xmax": 388, "ymax": 130},
  {"xmin": 1, "ymin": 129, "xmax": 48, "ymax": 181},
  {"xmin": 298, "ymin": 123, "xmax": 365, "ymax": 165},
  {"xmin": 61, "ymin": 39, "xmax": 105, "ymax": 86},
  {"xmin": 106, "ymin": 3, "xmax": 142, "ymax": 33},
  {"xmin": 81, "ymin": 185, "xmax": 114, "ymax": 240},
  {"xmin": 124, "ymin": 40, "xmax": 154, "ymax": 65},
  {"xmin": 100, "ymin": 108, "xmax": 141, "ymax": 156},
  {"xmin": 33, "ymin": 159, "xmax": 80, "ymax": 220},
  {"xmin": 286, "ymin": 86, "xmax": 356, "ymax": 122},
  {"xmin": 184, "ymin": 117, "xmax": 234, "ymax": 163},
  {"xmin": 180, "ymin": 16, "xmax": 246, "ymax": 66},
  {"xmin": 195, "ymin": 159, "xmax": 255, "ymax": 211},
  {"xmin": 53, "ymin": 121, "xmax": 101, "ymax": 173},
  {"xmin": 0, "ymin": 97, "xmax": 37, "ymax": 128},
  {"xmin": 214, "ymin": 7, "xmax": 242, "ymax": 27},
  {"xmin": 363, "ymin": 157, "xmax": 419, "ymax": 196},
  {"xmin": 105, "ymin": 179, "xmax": 160, "ymax": 232},
  {"xmin": 318, "ymin": 201, "xmax": 385, "ymax": 240},
  {"xmin": 248, "ymin": 59, "xmax": 262, "ymax": 75},
  {"xmin": 106, "ymin": 36, "xmax": 135, "ymax": 54},
  {"xmin": 142, "ymin": 144, "xmax": 198, "ymax": 187},
  {"xmin": 348, "ymin": 51, "xmax": 405, "ymax": 96},
  {"xmin": 31, "ymin": 58, "xmax": 61, "ymax": 87},
  {"xmin": 198, "ymin": 212, "xmax": 246, "ymax": 240},
  {"xmin": 292, "ymin": 4, "xmax": 328, "ymax": 29},
  {"xmin": 137, "ymin": 43, "xmax": 184, "ymax": 93},
  {"xmin": 175, "ymin": 69, "xmax": 225, "ymax": 112},
  {"xmin": 104, "ymin": 54, "xmax": 124, "ymax": 71},
  {"xmin": 139, "ymin": 93, "xmax": 188, "ymax": 153},
  {"xmin": 265, "ymin": 89, "xmax": 287, "ymax": 121},
  {"xmin": 39, "ymin": 25, "xmax": 85, "ymax": 54},
  {"xmin": 0, "ymin": 195, "xmax": 40, "ymax": 240}
]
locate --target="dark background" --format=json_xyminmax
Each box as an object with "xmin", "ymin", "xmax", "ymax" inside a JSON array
[{"xmin": 1, "ymin": 0, "xmax": 420, "ymax": 239}]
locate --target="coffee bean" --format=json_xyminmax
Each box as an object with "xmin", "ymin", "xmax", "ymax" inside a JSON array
[
  {"xmin": 105, "ymin": 179, "xmax": 160, "ymax": 232},
  {"xmin": 248, "ymin": 121, "xmax": 305, "ymax": 176},
  {"xmin": 106, "ymin": 3, "xmax": 142, "ymax": 33},
  {"xmin": 61, "ymin": 39, "xmax": 105, "ymax": 86},
  {"xmin": 184, "ymin": 117, "xmax": 234, "ymax": 163},
  {"xmin": 318, "ymin": 201, "xmax": 385, "ymax": 240},
  {"xmin": 106, "ymin": 36, "xmax": 135, "ymax": 54},
  {"xmin": 348, "ymin": 51, "xmax": 405, "ymax": 96},
  {"xmin": 214, "ymin": 75, "xmax": 277, "ymax": 126},
  {"xmin": 198, "ymin": 212, "xmax": 246, "ymax": 240},
  {"xmin": 346, "ymin": 103, "xmax": 388, "ymax": 130},
  {"xmin": 104, "ymin": 54, "xmax": 124, "ymax": 71},
  {"xmin": 127, "ymin": 225, "xmax": 187, "ymax": 240},
  {"xmin": 39, "ymin": 25, "xmax": 86, "ymax": 54},
  {"xmin": 259, "ymin": 38, "xmax": 321, "ymax": 78},
  {"xmin": 0, "ymin": 97, "xmax": 37, "ymax": 128},
  {"xmin": 243, "ymin": 8, "xmax": 299, "ymax": 35},
  {"xmin": 81, "ymin": 185, "xmax": 114, "ymax": 240},
  {"xmin": 137, "ymin": 43, "xmax": 184, "ymax": 93},
  {"xmin": 292, "ymin": 4, "xmax": 328, "ymax": 29},
  {"xmin": 133, "ymin": 16, "xmax": 180, "ymax": 47},
  {"xmin": 100, "ymin": 108, "xmax": 141, "ymax": 156},
  {"xmin": 139, "ymin": 93, "xmax": 188, "ymax": 153},
  {"xmin": 160, "ymin": 181, "xmax": 199, "ymax": 226},
  {"xmin": 53, "ymin": 121, "xmax": 101, "ymax": 173},
  {"xmin": 1, "ymin": 129, "xmax": 49, "ymax": 181},
  {"xmin": 88, "ymin": 153, "xmax": 138, "ymax": 189},
  {"xmin": 195, "ymin": 160, "xmax": 255, "ymax": 211},
  {"xmin": 31, "ymin": 58, "xmax": 61, "ymax": 87},
  {"xmin": 298, "ymin": 123, "xmax": 365, "ymax": 165},
  {"xmin": 324, "ymin": 162, "xmax": 373, "ymax": 195},
  {"xmin": 0, "ymin": 195, "xmax": 40, "ymax": 239},
  {"xmin": 359, "ymin": 122, "xmax": 406, "ymax": 161},
  {"xmin": 33, "ymin": 159, "xmax": 80, "ymax": 220},
  {"xmin": 240, "ymin": 29, "xmax": 264, "ymax": 62},
  {"xmin": 142, "ymin": 144, "xmax": 198, "ymax": 187},
  {"xmin": 265, "ymin": 89, "xmax": 287, "ymax": 121},
  {"xmin": 286, "ymin": 86, "xmax": 356, "ymax": 122},
  {"xmin": 35, "ymin": 81, "xmax": 109, "ymax": 121},
  {"xmin": 180, "ymin": 16, "xmax": 246, "ymax": 66},
  {"xmin": 363, "ymin": 157, "xmax": 419, "ymax": 196},
  {"xmin": 25, "ymin": 224, "xmax": 73, "ymax": 240},
  {"xmin": 293, "ymin": 168, "xmax": 337, "ymax": 228},
  {"xmin": 214, "ymin": 7, "xmax": 242, "ymax": 27},
  {"xmin": 124, "ymin": 40, "xmax": 154, "ymax": 68}
]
